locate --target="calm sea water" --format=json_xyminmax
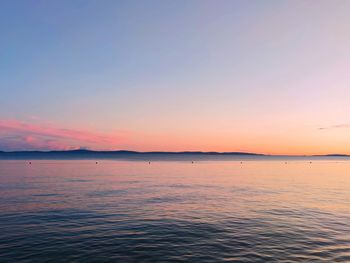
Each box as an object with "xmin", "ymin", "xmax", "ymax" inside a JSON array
[{"xmin": 0, "ymin": 159, "xmax": 350, "ymax": 262}]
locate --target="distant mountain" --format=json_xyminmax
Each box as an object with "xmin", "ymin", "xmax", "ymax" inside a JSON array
[
  {"xmin": 0, "ymin": 150, "xmax": 349, "ymax": 160},
  {"xmin": 313, "ymin": 154, "xmax": 350, "ymax": 157},
  {"xmin": 0, "ymin": 150, "xmax": 264, "ymax": 160}
]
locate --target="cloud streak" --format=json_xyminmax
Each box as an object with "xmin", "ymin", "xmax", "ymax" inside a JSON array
[
  {"xmin": 0, "ymin": 119, "xmax": 127, "ymax": 151},
  {"xmin": 318, "ymin": 124, "xmax": 350, "ymax": 130}
]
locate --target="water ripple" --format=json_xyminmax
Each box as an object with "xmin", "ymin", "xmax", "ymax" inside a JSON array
[{"xmin": 0, "ymin": 160, "xmax": 350, "ymax": 262}]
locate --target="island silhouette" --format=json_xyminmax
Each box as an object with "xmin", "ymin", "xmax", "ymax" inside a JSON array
[{"xmin": 0, "ymin": 149, "xmax": 348, "ymax": 160}]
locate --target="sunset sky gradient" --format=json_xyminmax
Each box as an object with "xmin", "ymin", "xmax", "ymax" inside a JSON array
[{"xmin": 1, "ymin": 0, "xmax": 350, "ymax": 154}]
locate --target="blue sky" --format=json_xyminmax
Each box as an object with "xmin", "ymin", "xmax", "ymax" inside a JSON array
[{"xmin": 1, "ymin": 0, "xmax": 350, "ymax": 154}]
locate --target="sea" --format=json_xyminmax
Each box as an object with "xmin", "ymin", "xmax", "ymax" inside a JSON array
[{"xmin": 0, "ymin": 157, "xmax": 349, "ymax": 262}]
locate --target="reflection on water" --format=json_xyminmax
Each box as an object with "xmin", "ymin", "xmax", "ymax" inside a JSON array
[{"xmin": 0, "ymin": 160, "xmax": 350, "ymax": 262}]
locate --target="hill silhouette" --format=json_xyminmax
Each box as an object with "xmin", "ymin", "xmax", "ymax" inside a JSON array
[{"xmin": 0, "ymin": 149, "xmax": 349, "ymax": 160}]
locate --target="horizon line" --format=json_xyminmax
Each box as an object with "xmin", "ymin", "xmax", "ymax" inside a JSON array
[{"xmin": 0, "ymin": 149, "xmax": 349, "ymax": 157}]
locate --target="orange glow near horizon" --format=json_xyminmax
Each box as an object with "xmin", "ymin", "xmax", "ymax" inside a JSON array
[{"xmin": 1, "ymin": 119, "xmax": 350, "ymax": 155}]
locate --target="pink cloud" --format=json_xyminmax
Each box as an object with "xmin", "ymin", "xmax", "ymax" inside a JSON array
[{"xmin": 0, "ymin": 119, "xmax": 127, "ymax": 151}]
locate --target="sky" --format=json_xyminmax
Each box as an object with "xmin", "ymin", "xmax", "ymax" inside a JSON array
[{"xmin": 1, "ymin": 0, "xmax": 350, "ymax": 155}]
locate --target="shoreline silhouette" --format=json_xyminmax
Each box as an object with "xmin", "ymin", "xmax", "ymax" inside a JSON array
[{"xmin": 0, "ymin": 149, "xmax": 348, "ymax": 160}]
